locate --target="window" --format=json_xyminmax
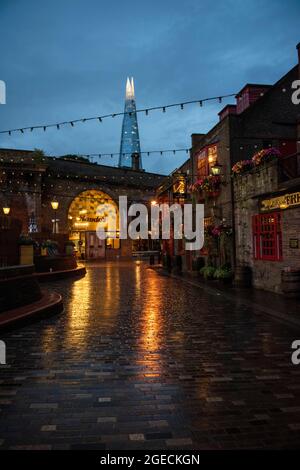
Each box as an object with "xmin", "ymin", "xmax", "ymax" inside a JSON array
[
  {"xmin": 196, "ymin": 144, "xmax": 218, "ymax": 177},
  {"xmin": 207, "ymin": 145, "xmax": 218, "ymax": 166},
  {"xmin": 252, "ymin": 212, "xmax": 282, "ymax": 261},
  {"xmin": 197, "ymin": 149, "xmax": 208, "ymax": 177}
]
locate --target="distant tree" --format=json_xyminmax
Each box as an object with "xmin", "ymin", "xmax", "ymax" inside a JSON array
[{"xmin": 32, "ymin": 148, "xmax": 46, "ymax": 162}]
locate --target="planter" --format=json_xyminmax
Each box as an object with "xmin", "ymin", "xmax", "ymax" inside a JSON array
[
  {"xmin": 234, "ymin": 265, "xmax": 252, "ymax": 287},
  {"xmin": 34, "ymin": 255, "xmax": 77, "ymax": 273},
  {"xmin": 221, "ymin": 276, "xmax": 233, "ymax": 285},
  {"xmin": 281, "ymin": 270, "xmax": 300, "ymax": 298},
  {"xmin": 20, "ymin": 245, "xmax": 34, "ymax": 265}
]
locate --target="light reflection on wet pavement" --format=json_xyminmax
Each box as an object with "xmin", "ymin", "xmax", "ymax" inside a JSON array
[{"xmin": 0, "ymin": 261, "xmax": 300, "ymax": 449}]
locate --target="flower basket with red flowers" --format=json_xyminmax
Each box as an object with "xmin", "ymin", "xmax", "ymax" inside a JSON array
[
  {"xmin": 232, "ymin": 159, "xmax": 254, "ymax": 175},
  {"xmin": 252, "ymin": 147, "xmax": 281, "ymax": 166}
]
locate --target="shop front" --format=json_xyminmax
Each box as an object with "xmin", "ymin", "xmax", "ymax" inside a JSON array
[
  {"xmin": 68, "ymin": 189, "xmax": 120, "ymax": 260},
  {"xmin": 234, "ymin": 159, "xmax": 300, "ymax": 294}
]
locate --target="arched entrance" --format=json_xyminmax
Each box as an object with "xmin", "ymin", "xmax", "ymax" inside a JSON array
[{"xmin": 68, "ymin": 189, "xmax": 119, "ymax": 260}]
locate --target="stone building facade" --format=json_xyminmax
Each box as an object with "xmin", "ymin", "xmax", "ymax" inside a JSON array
[
  {"xmin": 234, "ymin": 157, "xmax": 300, "ymax": 293},
  {"xmin": 0, "ymin": 149, "xmax": 165, "ymax": 261},
  {"xmin": 189, "ymin": 43, "xmax": 300, "ymax": 272}
]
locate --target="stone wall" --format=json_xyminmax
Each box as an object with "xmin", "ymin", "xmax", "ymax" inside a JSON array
[{"xmin": 234, "ymin": 160, "xmax": 300, "ymax": 293}]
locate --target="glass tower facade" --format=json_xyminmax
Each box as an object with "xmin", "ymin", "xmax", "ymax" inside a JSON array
[{"xmin": 118, "ymin": 77, "xmax": 142, "ymax": 169}]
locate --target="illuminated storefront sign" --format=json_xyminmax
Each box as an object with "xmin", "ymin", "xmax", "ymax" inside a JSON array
[
  {"xmin": 173, "ymin": 175, "xmax": 186, "ymax": 198},
  {"xmin": 261, "ymin": 191, "xmax": 300, "ymax": 211}
]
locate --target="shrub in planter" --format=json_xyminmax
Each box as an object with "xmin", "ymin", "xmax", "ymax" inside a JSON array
[
  {"xmin": 200, "ymin": 266, "xmax": 216, "ymax": 280},
  {"xmin": 214, "ymin": 267, "xmax": 233, "ymax": 284},
  {"xmin": 18, "ymin": 235, "xmax": 36, "ymax": 265},
  {"xmin": 18, "ymin": 235, "xmax": 36, "ymax": 246},
  {"xmin": 41, "ymin": 239, "xmax": 59, "ymax": 256}
]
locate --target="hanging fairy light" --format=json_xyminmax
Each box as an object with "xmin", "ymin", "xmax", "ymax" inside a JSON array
[{"xmin": 0, "ymin": 92, "xmax": 236, "ymax": 135}]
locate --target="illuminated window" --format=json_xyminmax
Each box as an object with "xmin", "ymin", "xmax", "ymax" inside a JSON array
[
  {"xmin": 207, "ymin": 145, "xmax": 217, "ymax": 166},
  {"xmin": 252, "ymin": 212, "xmax": 282, "ymax": 261},
  {"xmin": 197, "ymin": 149, "xmax": 208, "ymax": 176},
  {"xmin": 197, "ymin": 144, "xmax": 218, "ymax": 177}
]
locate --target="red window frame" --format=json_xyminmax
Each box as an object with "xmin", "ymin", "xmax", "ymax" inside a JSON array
[{"xmin": 252, "ymin": 212, "xmax": 282, "ymax": 261}]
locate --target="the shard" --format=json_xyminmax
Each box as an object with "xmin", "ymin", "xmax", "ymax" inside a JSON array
[{"xmin": 118, "ymin": 77, "xmax": 142, "ymax": 169}]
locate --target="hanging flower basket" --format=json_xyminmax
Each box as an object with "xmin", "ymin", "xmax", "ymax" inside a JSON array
[
  {"xmin": 252, "ymin": 147, "xmax": 281, "ymax": 166},
  {"xmin": 232, "ymin": 160, "xmax": 254, "ymax": 175},
  {"xmin": 189, "ymin": 175, "xmax": 222, "ymax": 197}
]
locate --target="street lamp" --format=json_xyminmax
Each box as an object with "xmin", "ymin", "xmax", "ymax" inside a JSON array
[
  {"xmin": 51, "ymin": 200, "xmax": 59, "ymax": 211},
  {"xmin": 51, "ymin": 200, "xmax": 59, "ymax": 234},
  {"xmin": 2, "ymin": 206, "xmax": 10, "ymax": 215},
  {"xmin": 211, "ymin": 161, "xmax": 222, "ymax": 176},
  {"xmin": 151, "ymin": 200, "xmax": 158, "ymax": 206}
]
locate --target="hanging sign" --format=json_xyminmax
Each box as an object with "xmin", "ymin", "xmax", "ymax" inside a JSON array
[{"xmin": 261, "ymin": 191, "xmax": 300, "ymax": 211}]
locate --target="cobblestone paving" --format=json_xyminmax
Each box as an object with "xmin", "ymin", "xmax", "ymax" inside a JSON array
[{"xmin": 0, "ymin": 261, "xmax": 300, "ymax": 450}]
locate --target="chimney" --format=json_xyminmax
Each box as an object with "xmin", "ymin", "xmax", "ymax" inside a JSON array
[
  {"xmin": 218, "ymin": 104, "xmax": 237, "ymax": 121},
  {"xmin": 235, "ymin": 84, "xmax": 271, "ymax": 114},
  {"xmin": 131, "ymin": 152, "xmax": 140, "ymax": 170}
]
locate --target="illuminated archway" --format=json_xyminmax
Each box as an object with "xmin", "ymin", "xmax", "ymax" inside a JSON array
[{"xmin": 68, "ymin": 189, "xmax": 120, "ymax": 258}]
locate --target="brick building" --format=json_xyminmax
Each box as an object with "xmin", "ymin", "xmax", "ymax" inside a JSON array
[
  {"xmin": 0, "ymin": 149, "xmax": 165, "ymax": 262},
  {"xmin": 188, "ymin": 42, "xmax": 300, "ymax": 281},
  {"xmin": 155, "ymin": 159, "xmax": 191, "ymax": 270}
]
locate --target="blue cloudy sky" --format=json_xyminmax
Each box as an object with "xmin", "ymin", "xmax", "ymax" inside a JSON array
[{"xmin": 0, "ymin": 0, "xmax": 299, "ymax": 174}]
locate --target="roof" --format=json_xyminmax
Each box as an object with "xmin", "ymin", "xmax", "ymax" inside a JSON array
[
  {"xmin": 0, "ymin": 148, "xmax": 166, "ymax": 189},
  {"xmin": 235, "ymin": 83, "xmax": 272, "ymax": 97}
]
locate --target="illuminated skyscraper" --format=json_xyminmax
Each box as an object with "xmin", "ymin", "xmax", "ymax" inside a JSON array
[{"xmin": 118, "ymin": 77, "xmax": 142, "ymax": 169}]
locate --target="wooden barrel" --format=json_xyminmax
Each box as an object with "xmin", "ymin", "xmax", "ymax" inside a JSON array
[
  {"xmin": 281, "ymin": 270, "xmax": 300, "ymax": 298},
  {"xmin": 234, "ymin": 265, "xmax": 252, "ymax": 287}
]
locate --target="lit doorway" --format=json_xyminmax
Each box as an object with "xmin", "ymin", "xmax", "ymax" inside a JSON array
[{"xmin": 68, "ymin": 189, "xmax": 119, "ymax": 260}]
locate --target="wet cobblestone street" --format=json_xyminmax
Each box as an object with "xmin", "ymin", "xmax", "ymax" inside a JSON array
[{"xmin": 0, "ymin": 261, "xmax": 300, "ymax": 449}]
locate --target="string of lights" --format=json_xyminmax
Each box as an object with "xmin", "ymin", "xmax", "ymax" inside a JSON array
[
  {"xmin": 80, "ymin": 148, "xmax": 190, "ymax": 159},
  {"xmin": 0, "ymin": 147, "xmax": 190, "ymax": 166},
  {"xmin": 0, "ymin": 93, "xmax": 236, "ymax": 136}
]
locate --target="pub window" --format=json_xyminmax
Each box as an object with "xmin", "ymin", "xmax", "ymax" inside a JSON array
[
  {"xmin": 207, "ymin": 145, "xmax": 218, "ymax": 168},
  {"xmin": 197, "ymin": 144, "xmax": 218, "ymax": 177},
  {"xmin": 197, "ymin": 149, "xmax": 208, "ymax": 177},
  {"xmin": 252, "ymin": 212, "xmax": 282, "ymax": 261}
]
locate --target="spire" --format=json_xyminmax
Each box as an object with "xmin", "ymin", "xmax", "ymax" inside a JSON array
[
  {"xmin": 126, "ymin": 76, "xmax": 134, "ymax": 99},
  {"xmin": 130, "ymin": 77, "xmax": 135, "ymax": 98},
  {"xmin": 119, "ymin": 77, "xmax": 142, "ymax": 169}
]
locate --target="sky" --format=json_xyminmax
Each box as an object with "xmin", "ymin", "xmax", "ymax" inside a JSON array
[{"xmin": 0, "ymin": 0, "xmax": 299, "ymax": 175}]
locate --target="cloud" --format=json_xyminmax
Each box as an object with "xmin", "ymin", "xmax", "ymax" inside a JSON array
[{"xmin": 0, "ymin": 0, "xmax": 299, "ymax": 174}]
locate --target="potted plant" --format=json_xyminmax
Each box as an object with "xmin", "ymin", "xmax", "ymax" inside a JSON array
[
  {"xmin": 213, "ymin": 266, "xmax": 233, "ymax": 285},
  {"xmin": 41, "ymin": 239, "xmax": 59, "ymax": 256},
  {"xmin": 18, "ymin": 235, "xmax": 36, "ymax": 265},
  {"xmin": 200, "ymin": 265, "xmax": 216, "ymax": 281}
]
